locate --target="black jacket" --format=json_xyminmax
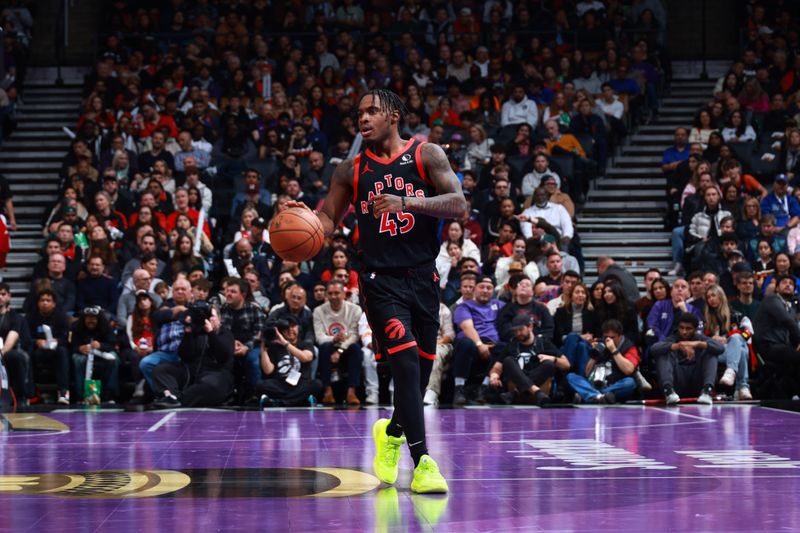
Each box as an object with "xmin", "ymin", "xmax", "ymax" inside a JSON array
[
  {"xmin": 27, "ymin": 308, "xmax": 71, "ymax": 348},
  {"xmin": 178, "ymin": 326, "xmax": 235, "ymax": 378},
  {"xmin": 753, "ymin": 294, "xmax": 800, "ymax": 351},
  {"xmin": 495, "ymin": 299, "xmax": 555, "ymax": 343},
  {"xmin": 69, "ymin": 313, "xmax": 116, "ymax": 353},
  {"xmin": 553, "ymin": 305, "xmax": 601, "ymax": 345}
]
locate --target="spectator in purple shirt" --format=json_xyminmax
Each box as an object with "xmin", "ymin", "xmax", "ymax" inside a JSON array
[
  {"xmin": 647, "ymin": 278, "xmax": 704, "ymax": 342},
  {"xmin": 452, "ymin": 275, "xmax": 505, "ymax": 405}
]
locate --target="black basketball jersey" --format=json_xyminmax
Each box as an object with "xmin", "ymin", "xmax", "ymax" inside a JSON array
[{"xmin": 352, "ymin": 138, "xmax": 440, "ymax": 270}]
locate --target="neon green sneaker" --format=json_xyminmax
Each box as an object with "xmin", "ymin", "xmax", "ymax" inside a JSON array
[
  {"xmin": 410, "ymin": 455, "xmax": 449, "ymax": 494},
  {"xmin": 372, "ymin": 418, "xmax": 405, "ymax": 484}
]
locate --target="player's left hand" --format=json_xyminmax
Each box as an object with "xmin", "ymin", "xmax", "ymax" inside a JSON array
[{"xmin": 371, "ymin": 194, "xmax": 403, "ymax": 217}]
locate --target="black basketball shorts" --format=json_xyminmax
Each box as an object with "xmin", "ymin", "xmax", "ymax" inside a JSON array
[{"xmin": 358, "ymin": 265, "xmax": 441, "ymax": 362}]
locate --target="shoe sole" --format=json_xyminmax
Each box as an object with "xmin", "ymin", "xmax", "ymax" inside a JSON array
[
  {"xmin": 411, "ymin": 480, "xmax": 449, "ymax": 494},
  {"xmin": 372, "ymin": 419, "xmax": 399, "ymax": 485}
]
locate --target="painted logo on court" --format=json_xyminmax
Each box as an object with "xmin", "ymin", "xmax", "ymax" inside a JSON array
[
  {"xmin": 0, "ymin": 468, "xmax": 380, "ymax": 499},
  {"xmin": 384, "ymin": 318, "xmax": 406, "ymax": 340}
]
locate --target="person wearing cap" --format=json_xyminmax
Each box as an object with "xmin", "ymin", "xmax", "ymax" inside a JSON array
[
  {"xmin": 452, "ymin": 275, "xmax": 505, "ymax": 405},
  {"xmin": 487, "ymin": 314, "xmax": 567, "ymax": 405},
  {"xmin": 761, "ymin": 174, "xmax": 800, "ymax": 230},
  {"xmin": 566, "ymin": 318, "xmax": 642, "ymax": 404},
  {"xmin": 70, "ymin": 306, "xmax": 120, "ymax": 403},
  {"xmin": 446, "ymin": 132, "xmax": 468, "ymax": 170},
  {"xmin": 257, "ymin": 313, "xmax": 322, "ymax": 407}
]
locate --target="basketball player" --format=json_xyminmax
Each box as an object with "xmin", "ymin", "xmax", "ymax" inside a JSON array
[{"xmin": 289, "ymin": 89, "xmax": 466, "ymax": 493}]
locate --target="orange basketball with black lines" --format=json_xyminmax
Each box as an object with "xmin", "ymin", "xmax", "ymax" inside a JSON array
[{"xmin": 268, "ymin": 208, "xmax": 325, "ymax": 262}]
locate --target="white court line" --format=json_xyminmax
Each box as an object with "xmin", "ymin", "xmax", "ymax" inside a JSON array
[
  {"xmin": 760, "ymin": 406, "xmax": 800, "ymax": 416},
  {"xmin": 649, "ymin": 407, "xmax": 716, "ymax": 422},
  {"xmin": 147, "ymin": 411, "xmax": 176, "ymax": 432}
]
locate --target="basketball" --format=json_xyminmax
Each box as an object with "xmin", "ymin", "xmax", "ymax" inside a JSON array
[{"xmin": 269, "ymin": 207, "xmax": 325, "ymax": 262}]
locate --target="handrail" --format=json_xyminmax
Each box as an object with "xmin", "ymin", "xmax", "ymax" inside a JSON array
[{"xmin": 54, "ymin": 0, "xmax": 70, "ymax": 85}]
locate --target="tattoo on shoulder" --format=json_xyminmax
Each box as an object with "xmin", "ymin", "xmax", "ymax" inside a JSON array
[{"xmin": 421, "ymin": 143, "xmax": 459, "ymax": 192}]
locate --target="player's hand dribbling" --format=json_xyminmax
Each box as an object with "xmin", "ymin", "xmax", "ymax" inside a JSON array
[
  {"xmin": 371, "ymin": 194, "xmax": 403, "ymax": 217},
  {"xmin": 285, "ymin": 201, "xmax": 312, "ymax": 212}
]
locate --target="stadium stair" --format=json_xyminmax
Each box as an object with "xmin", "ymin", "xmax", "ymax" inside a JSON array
[
  {"xmin": 580, "ymin": 79, "xmax": 716, "ymax": 290},
  {"xmin": 1, "ymin": 82, "xmax": 82, "ymax": 307}
]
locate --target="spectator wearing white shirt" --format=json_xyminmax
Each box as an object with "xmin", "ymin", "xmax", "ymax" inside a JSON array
[
  {"xmin": 520, "ymin": 187, "xmax": 574, "ymax": 245},
  {"xmin": 721, "ymin": 110, "xmax": 757, "ymax": 144},
  {"xmin": 501, "ymin": 84, "xmax": 538, "ymax": 128},
  {"xmin": 598, "ymin": 83, "xmax": 625, "ymax": 120}
]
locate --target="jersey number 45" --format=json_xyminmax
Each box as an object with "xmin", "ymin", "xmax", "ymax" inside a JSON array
[{"xmin": 379, "ymin": 211, "xmax": 415, "ymax": 236}]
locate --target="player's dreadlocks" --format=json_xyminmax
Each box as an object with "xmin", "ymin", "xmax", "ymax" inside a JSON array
[{"xmin": 361, "ymin": 88, "xmax": 408, "ymax": 123}]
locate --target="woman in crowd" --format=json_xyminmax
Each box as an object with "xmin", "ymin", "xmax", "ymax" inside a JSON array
[
  {"xmin": 703, "ymin": 285, "xmax": 753, "ymax": 400},
  {"xmin": 737, "ymin": 197, "xmax": 761, "ymax": 240},
  {"xmin": 169, "ymin": 232, "xmax": 203, "ymax": 281},
  {"xmin": 436, "ymin": 220, "xmax": 481, "ymax": 270},
  {"xmin": 319, "ymin": 248, "xmax": 359, "ymax": 292},
  {"xmin": 638, "ymin": 277, "xmax": 670, "ymax": 322},
  {"xmin": 590, "ymin": 280, "xmax": 605, "ymax": 310},
  {"xmin": 466, "ymin": 124, "xmax": 494, "ymax": 169},
  {"xmin": 721, "ymin": 110, "xmax": 757, "ymax": 144},
  {"xmin": 506, "ymin": 123, "xmax": 534, "ymax": 157},
  {"xmin": 542, "ymin": 92, "xmax": 571, "ymax": 129},
  {"xmin": 598, "ymin": 282, "xmax": 639, "ymax": 344},
  {"xmin": 554, "ymin": 282, "xmax": 600, "ymax": 374},
  {"xmin": 688, "ymin": 109, "xmax": 718, "ymax": 148},
  {"xmin": 125, "ymin": 290, "xmax": 157, "ymax": 399},
  {"xmin": 761, "ymin": 251, "xmax": 799, "ymax": 296}
]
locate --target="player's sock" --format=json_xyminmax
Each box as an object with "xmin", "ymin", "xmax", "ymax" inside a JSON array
[
  {"xmin": 410, "ymin": 440, "xmax": 428, "ymax": 466},
  {"xmin": 386, "ymin": 419, "xmax": 403, "ymax": 438}
]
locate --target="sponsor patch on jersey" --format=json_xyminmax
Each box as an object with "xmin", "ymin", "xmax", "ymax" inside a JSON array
[{"xmin": 399, "ymin": 153, "xmax": 414, "ymax": 165}]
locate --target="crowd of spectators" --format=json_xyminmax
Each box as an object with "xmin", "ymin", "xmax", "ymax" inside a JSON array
[{"xmin": 18, "ymin": 0, "xmax": 791, "ymax": 409}]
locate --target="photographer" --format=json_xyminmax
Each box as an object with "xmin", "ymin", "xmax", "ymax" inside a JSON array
[
  {"xmin": 487, "ymin": 315, "xmax": 568, "ymax": 406},
  {"xmin": 151, "ymin": 303, "xmax": 235, "ymax": 408},
  {"xmin": 256, "ymin": 315, "xmax": 322, "ymax": 407},
  {"xmin": 566, "ymin": 319, "xmax": 641, "ymax": 404}
]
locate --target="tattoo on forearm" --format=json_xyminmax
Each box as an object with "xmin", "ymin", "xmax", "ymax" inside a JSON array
[
  {"xmin": 417, "ymin": 143, "xmax": 468, "ymax": 218},
  {"xmin": 409, "ymin": 193, "xmax": 467, "ymax": 218}
]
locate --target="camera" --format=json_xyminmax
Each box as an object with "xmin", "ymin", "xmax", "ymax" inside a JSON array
[
  {"xmin": 263, "ymin": 318, "xmax": 290, "ymax": 342},
  {"xmin": 187, "ymin": 301, "xmax": 212, "ymax": 328}
]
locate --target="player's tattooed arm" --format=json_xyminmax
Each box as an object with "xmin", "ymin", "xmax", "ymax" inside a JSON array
[
  {"xmin": 405, "ymin": 142, "xmax": 468, "ymax": 219},
  {"xmin": 288, "ymin": 158, "xmax": 354, "ymax": 236}
]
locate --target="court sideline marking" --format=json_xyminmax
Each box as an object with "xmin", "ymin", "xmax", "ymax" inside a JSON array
[{"xmin": 147, "ymin": 412, "xmax": 176, "ymax": 432}]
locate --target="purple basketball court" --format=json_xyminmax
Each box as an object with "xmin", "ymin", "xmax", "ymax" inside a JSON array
[{"xmin": 1, "ymin": 404, "xmax": 799, "ymax": 532}]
